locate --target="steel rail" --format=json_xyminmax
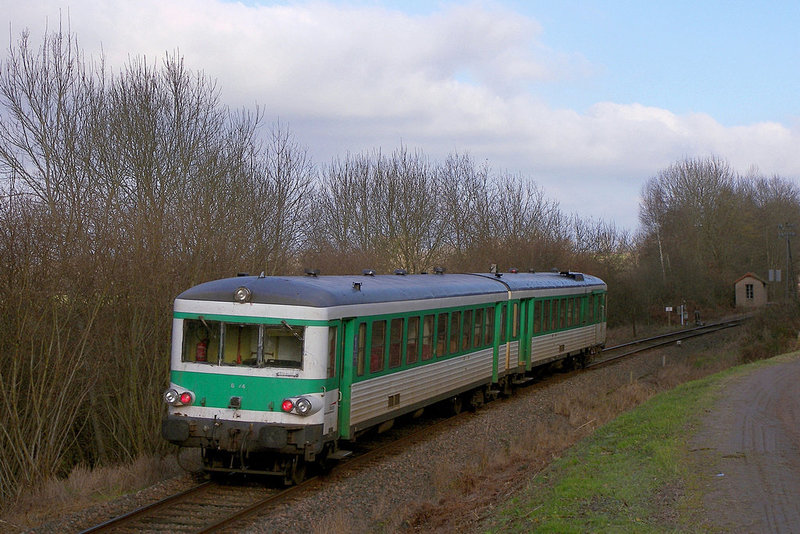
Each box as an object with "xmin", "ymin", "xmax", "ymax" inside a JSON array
[
  {"xmin": 591, "ymin": 320, "xmax": 742, "ymax": 368},
  {"xmin": 78, "ymin": 480, "xmax": 215, "ymax": 533}
]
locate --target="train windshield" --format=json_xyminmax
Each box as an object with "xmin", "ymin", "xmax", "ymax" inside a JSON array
[{"xmin": 182, "ymin": 319, "xmax": 304, "ymax": 369}]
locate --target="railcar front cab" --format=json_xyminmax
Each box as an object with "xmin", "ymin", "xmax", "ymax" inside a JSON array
[{"xmin": 161, "ymin": 292, "xmax": 340, "ymax": 484}]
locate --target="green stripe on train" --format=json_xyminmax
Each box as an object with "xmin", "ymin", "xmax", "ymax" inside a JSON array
[
  {"xmin": 171, "ymin": 370, "xmax": 337, "ymax": 411},
  {"xmin": 173, "ymin": 312, "xmax": 332, "ymax": 326}
]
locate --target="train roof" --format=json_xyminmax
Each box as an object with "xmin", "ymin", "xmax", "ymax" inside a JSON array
[{"xmin": 176, "ymin": 271, "xmax": 606, "ymax": 308}]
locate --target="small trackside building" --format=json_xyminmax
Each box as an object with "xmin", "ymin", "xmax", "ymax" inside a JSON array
[{"xmin": 734, "ymin": 272, "xmax": 767, "ymax": 308}]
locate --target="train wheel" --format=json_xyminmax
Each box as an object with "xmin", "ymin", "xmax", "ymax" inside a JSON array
[
  {"xmin": 284, "ymin": 456, "xmax": 306, "ymax": 486},
  {"xmin": 468, "ymin": 389, "xmax": 484, "ymax": 411},
  {"xmin": 450, "ymin": 395, "xmax": 463, "ymax": 415}
]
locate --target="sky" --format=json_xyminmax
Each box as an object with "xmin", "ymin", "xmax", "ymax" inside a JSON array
[{"xmin": 3, "ymin": 0, "xmax": 800, "ymax": 230}]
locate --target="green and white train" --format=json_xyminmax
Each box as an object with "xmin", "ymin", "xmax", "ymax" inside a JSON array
[{"xmin": 161, "ymin": 269, "xmax": 606, "ymax": 483}]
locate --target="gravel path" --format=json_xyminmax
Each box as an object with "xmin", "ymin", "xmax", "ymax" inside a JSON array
[{"xmin": 688, "ymin": 353, "xmax": 800, "ymax": 533}]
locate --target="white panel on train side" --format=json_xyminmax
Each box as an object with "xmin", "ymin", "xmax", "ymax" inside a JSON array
[
  {"xmin": 497, "ymin": 341, "xmax": 520, "ymax": 374},
  {"xmin": 530, "ymin": 325, "xmax": 598, "ymax": 363},
  {"xmin": 349, "ymin": 348, "xmax": 493, "ymax": 426}
]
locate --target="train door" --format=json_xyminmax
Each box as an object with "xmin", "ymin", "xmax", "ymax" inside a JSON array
[
  {"xmin": 323, "ymin": 320, "xmax": 343, "ymax": 436},
  {"xmin": 337, "ymin": 317, "xmax": 358, "ymax": 439}
]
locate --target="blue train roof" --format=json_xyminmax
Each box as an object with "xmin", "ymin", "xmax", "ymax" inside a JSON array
[{"xmin": 176, "ymin": 271, "xmax": 606, "ymax": 308}]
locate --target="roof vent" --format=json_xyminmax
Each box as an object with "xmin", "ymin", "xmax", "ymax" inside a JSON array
[
  {"xmin": 304, "ymin": 269, "xmax": 320, "ymax": 277},
  {"xmin": 394, "ymin": 269, "xmax": 408, "ymax": 275},
  {"xmin": 362, "ymin": 269, "xmax": 376, "ymax": 276},
  {"xmin": 433, "ymin": 267, "xmax": 445, "ymax": 275},
  {"xmin": 237, "ymin": 272, "xmax": 249, "ymax": 277},
  {"xmin": 352, "ymin": 282, "xmax": 362, "ymax": 291},
  {"xmin": 560, "ymin": 271, "xmax": 584, "ymax": 281}
]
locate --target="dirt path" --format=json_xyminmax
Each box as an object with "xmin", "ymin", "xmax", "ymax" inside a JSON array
[{"xmin": 688, "ymin": 354, "xmax": 800, "ymax": 533}]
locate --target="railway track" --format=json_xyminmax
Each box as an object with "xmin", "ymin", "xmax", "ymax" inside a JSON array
[
  {"xmin": 80, "ymin": 410, "xmax": 467, "ymax": 533},
  {"xmin": 591, "ymin": 318, "xmax": 743, "ymax": 368},
  {"xmin": 80, "ymin": 318, "xmax": 742, "ymax": 533}
]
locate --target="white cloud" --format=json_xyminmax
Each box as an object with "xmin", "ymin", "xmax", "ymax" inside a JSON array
[{"xmin": 3, "ymin": 0, "xmax": 800, "ymax": 229}]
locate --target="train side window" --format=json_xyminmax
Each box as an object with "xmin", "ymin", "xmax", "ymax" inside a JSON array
[
  {"xmin": 449, "ymin": 311, "xmax": 461, "ymax": 354},
  {"xmin": 511, "ymin": 302, "xmax": 519, "ymax": 338},
  {"xmin": 389, "ymin": 318, "xmax": 403, "ymax": 368},
  {"xmin": 406, "ymin": 316, "xmax": 420, "ymax": 364},
  {"xmin": 473, "ymin": 308, "xmax": 483, "ymax": 348},
  {"xmin": 355, "ymin": 323, "xmax": 366, "ymax": 376},
  {"xmin": 370, "ymin": 320, "xmax": 386, "ymax": 373},
  {"xmin": 327, "ymin": 326, "xmax": 337, "ymax": 378},
  {"xmin": 485, "ymin": 306, "xmax": 495, "ymax": 345},
  {"xmin": 533, "ymin": 301, "xmax": 541, "ymax": 334},
  {"xmin": 588, "ymin": 295, "xmax": 595, "ymax": 323},
  {"xmin": 566, "ymin": 299, "xmax": 573, "ymax": 327},
  {"xmin": 436, "ymin": 313, "xmax": 448, "ymax": 357},
  {"xmin": 560, "ymin": 298, "xmax": 567, "ymax": 329},
  {"xmin": 422, "ymin": 315, "xmax": 434, "ymax": 360},
  {"xmin": 462, "ymin": 309, "xmax": 473, "ymax": 350},
  {"xmin": 500, "ymin": 304, "xmax": 507, "ymax": 343}
]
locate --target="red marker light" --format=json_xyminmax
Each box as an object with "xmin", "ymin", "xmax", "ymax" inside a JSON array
[
  {"xmin": 281, "ymin": 399, "xmax": 294, "ymax": 412},
  {"xmin": 179, "ymin": 392, "xmax": 193, "ymax": 405}
]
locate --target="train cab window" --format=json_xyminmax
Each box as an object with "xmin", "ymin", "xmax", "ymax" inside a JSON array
[
  {"xmin": 181, "ymin": 319, "xmax": 303, "ymax": 368},
  {"xmin": 406, "ymin": 316, "xmax": 420, "ymax": 364},
  {"xmin": 449, "ymin": 311, "xmax": 461, "ymax": 353},
  {"xmin": 262, "ymin": 324, "xmax": 304, "ymax": 368},
  {"xmin": 436, "ymin": 314, "xmax": 448, "ymax": 357},
  {"xmin": 327, "ymin": 326, "xmax": 337, "ymax": 378},
  {"xmin": 370, "ymin": 320, "xmax": 386, "ymax": 373},
  {"xmin": 422, "ymin": 315, "xmax": 434, "ymax": 360},
  {"xmin": 182, "ymin": 319, "xmax": 220, "ymax": 364},
  {"xmin": 355, "ymin": 323, "xmax": 366, "ymax": 376},
  {"xmin": 484, "ymin": 306, "xmax": 494, "ymax": 345},
  {"xmin": 389, "ymin": 318, "xmax": 403, "ymax": 368},
  {"xmin": 462, "ymin": 309, "xmax": 472, "ymax": 350},
  {"xmin": 473, "ymin": 308, "xmax": 483, "ymax": 348}
]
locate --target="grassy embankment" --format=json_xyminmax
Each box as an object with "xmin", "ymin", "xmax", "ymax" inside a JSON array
[{"xmin": 483, "ymin": 351, "xmax": 799, "ymax": 533}]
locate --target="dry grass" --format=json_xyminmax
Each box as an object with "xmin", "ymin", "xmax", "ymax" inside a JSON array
[
  {"xmin": 0, "ymin": 455, "xmax": 184, "ymax": 530},
  {"xmin": 404, "ymin": 329, "xmax": 747, "ymax": 533}
]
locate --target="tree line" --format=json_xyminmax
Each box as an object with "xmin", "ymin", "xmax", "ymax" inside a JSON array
[{"xmin": 1, "ymin": 28, "xmax": 798, "ymax": 506}]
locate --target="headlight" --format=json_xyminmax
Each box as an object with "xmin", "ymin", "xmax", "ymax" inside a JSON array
[
  {"xmin": 295, "ymin": 397, "xmax": 313, "ymax": 415},
  {"xmin": 164, "ymin": 389, "xmax": 179, "ymax": 404},
  {"xmin": 280, "ymin": 395, "xmax": 322, "ymax": 416},
  {"xmin": 233, "ymin": 286, "xmax": 251, "ymax": 303},
  {"xmin": 164, "ymin": 388, "xmax": 194, "ymax": 406}
]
